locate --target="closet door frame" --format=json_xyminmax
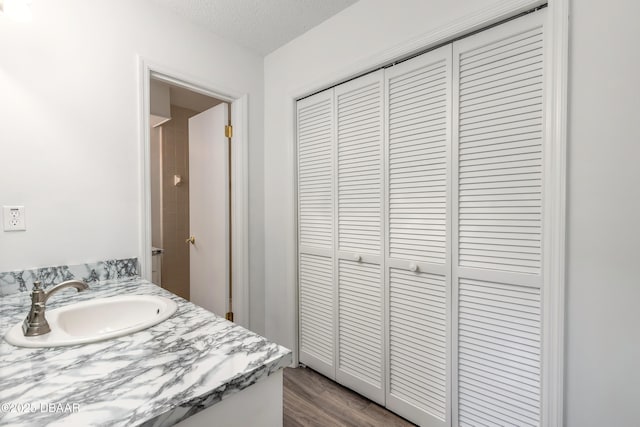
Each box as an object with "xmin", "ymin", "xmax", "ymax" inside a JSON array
[{"xmin": 291, "ymin": 1, "xmax": 568, "ymax": 425}]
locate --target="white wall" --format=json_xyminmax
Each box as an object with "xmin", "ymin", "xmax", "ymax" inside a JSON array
[
  {"xmin": 264, "ymin": 0, "xmax": 640, "ymax": 424},
  {"xmin": 263, "ymin": 0, "xmax": 511, "ymax": 352},
  {"xmin": 0, "ymin": 0, "xmax": 266, "ymax": 333},
  {"xmin": 565, "ymin": 0, "xmax": 640, "ymax": 425}
]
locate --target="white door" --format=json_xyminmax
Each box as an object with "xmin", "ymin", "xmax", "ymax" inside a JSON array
[
  {"xmin": 334, "ymin": 70, "xmax": 385, "ymax": 405},
  {"xmin": 188, "ymin": 103, "xmax": 229, "ymax": 316},
  {"xmin": 384, "ymin": 44, "xmax": 452, "ymax": 427},
  {"xmin": 452, "ymin": 10, "xmax": 545, "ymax": 427},
  {"xmin": 297, "ymin": 89, "xmax": 336, "ymax": 379},
  {"xmin": 295, "ymin": 9, "xmax": 548, "ymax": 427}
]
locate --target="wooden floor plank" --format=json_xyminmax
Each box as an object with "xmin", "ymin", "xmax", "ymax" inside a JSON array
[{"xmin": 283, "ymin": 366, "xmax": 416, "ymax": 427}]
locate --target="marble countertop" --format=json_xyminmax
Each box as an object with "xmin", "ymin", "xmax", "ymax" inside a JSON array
[{"xmin": 0, "ymin": 278, "xmax": 291, "ymax": 426}]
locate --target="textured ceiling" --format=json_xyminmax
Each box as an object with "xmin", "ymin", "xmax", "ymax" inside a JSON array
[{"xmin": 148, "ymin": 0, "xmax": 359, "ymax": 55}]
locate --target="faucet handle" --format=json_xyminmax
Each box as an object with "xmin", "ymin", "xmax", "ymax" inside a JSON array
[
  {"xmin": 30, "ymin": 281, "xmax": 45, "ymax": 303},
  {"xmin": 23, "ymin": 279, "xmax": 88, "ymax": 337}
]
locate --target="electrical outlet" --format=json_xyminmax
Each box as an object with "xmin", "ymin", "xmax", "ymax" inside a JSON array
[{"xmin": 3, "ymin": 206, "xmax": 26, "ymax": 231}]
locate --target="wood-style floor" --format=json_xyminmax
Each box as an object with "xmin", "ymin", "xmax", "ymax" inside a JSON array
[{"xmin": 283, "ymin": 366, "xmax": 416, "ymax": 427}]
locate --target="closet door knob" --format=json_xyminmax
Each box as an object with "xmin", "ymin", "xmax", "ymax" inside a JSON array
[
  {"xmin": 185, "ymin": 236, "xmax": 196, "ymax": 245},
  {"xmin": 354, "ymin": 254, "xmax": 362, "ymax": 262},
  {"xmin": 409, "ymin": 263, "xmax": 418, "ymax": 272}
]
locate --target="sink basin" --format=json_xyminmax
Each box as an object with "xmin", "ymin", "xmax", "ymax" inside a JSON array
[{"xmin": 4, "ymin": 295, "xmax": 178, "ymax": 348}]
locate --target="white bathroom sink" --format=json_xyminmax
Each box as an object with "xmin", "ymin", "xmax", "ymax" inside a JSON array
[{"xmin": 4, "ymin": 295, "xmax": 178, "ymax": 348}]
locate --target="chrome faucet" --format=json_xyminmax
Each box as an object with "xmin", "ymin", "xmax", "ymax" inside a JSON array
[{"xmin": 22, "ymin": 280, "xmax": 89, "ymax": 336}]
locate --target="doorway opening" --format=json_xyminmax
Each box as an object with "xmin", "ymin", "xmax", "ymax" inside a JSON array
[
  {"xmin": 149, "ymin": 78, "xmax": 231, "ymax": 318},
  {"xmin": 138, "ymin": 59, "xmax": 249, "ymax": 328}
]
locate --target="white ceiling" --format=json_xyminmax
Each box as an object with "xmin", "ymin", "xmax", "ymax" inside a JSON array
[{"xmin": 148, "ymin": 0, "xmax": 359, "ymax": 55}]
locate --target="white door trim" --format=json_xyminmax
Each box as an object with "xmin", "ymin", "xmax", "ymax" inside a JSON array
[
  {"xmin": 137, "ymin": 57, "xmax": 250, "ymax": 329},
  {"xmin": 288, "ymin": 0, "xmax": 568, "ymax": 424},
  {"xmin": 541, "ymin": 1, "xmax": 569, "ymax": 425}
]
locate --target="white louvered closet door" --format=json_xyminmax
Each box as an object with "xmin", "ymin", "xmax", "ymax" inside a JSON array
[
  {"xmin": 297, "ymin": 90, "xmax": 336, "ymax": 379},
  {"xmin": 384, "ymin": 45, "xmax": 452, "ymax": 427},
  {"xmin": 334, "ymin": 70, "xmax": 386, "ymax": 405},
  {"xmin": 452, "ymin": 10, "xmax": 546, "ymax": 427},
  {"xmin": 297, "ymin": 8, "xmax": 551, "ymax": 426}
]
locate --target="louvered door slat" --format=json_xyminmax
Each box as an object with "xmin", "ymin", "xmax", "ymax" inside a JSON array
[
  {"xmin": 389, "ymin": 268, "xmax": 448, "ymax": 421},
  {"xmin": 298, "ymin": 93, "xmax": 333, "ymax": 250},
  {"xmin": 337, "ymin": 259, "xmax": 383, "ymax": 390},
  {"xmin": 334, "ymin": 71, "xmax": 385, "ymax": 405},
  {"xmin": 299, "ymin": 253, "xmax": 334, "ymax": 364},
  {"xmin": 459, "ymin": 30, "xmax": 543, "ymax": 69},
  {"xmin": 336, "ymin": 76, "xmax": 383, "ymax": 254},
  {"xmin": 453, "ymin": 10, "xmax": 545, "ymax": 427},
  {"xmin": 457, "ymin": 278, "xmax": 541, "ymax": 427},
  {"xmin": 384, "ymin": 45, "xmax": 451, "ymax": 427},
  {"xmin": 388, "ymin": 52, "xmax": 450, "ymax": 265},
  {"xmin": 457, "ymin": 16, "xmax": 544, "ymax": 276},
  {"xmin": 297, "ymin": 90, "xmax": 335, "ymax": 379}
]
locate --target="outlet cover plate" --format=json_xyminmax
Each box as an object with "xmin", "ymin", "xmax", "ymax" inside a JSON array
[{"xmin": 3, "ymin": 206, "xmax": 26, "ymax": 231}]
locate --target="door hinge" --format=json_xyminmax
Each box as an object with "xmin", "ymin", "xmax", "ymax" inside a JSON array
[
  {"xmin": 225, "ymin": 311, "xmax": 234, "ymax": 322},
  {"xmin": 225, "ymin": 125, "xmax": 233, "ymax": 138}
]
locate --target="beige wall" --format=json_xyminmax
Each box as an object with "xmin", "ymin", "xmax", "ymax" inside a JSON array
[
  {"xmin": 150, "ymin": 126, "xmax": 162, "ymax": 250},
  {"xmin": 159, "ymin": 105, "xmax": 197, "ymax": 300}
]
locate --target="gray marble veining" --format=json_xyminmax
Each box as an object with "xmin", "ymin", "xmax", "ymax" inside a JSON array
[
  {"xmin": 0, "ymin": 278, "xmax": 291, "ymax": 426},
  {"xmin": 0, "ymin": 258, "xmax": 138, "ymax": 296}
]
